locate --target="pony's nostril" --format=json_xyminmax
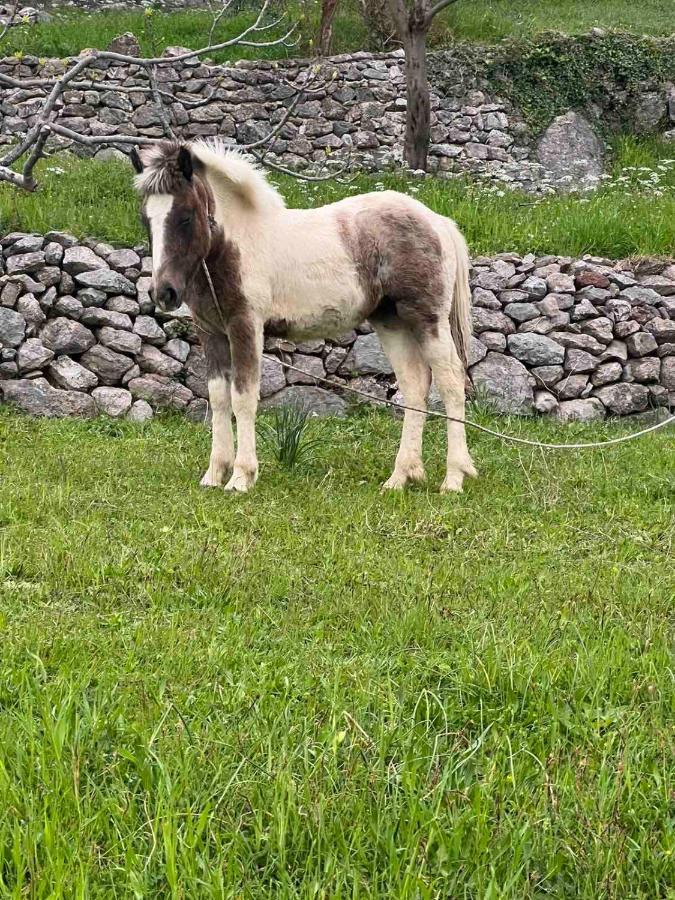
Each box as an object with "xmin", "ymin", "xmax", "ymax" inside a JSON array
[{"xmin": 158, "ymin": 285, "xmax": 179, "ymax": 310}]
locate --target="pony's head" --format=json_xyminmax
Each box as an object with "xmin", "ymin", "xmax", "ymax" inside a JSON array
[{"xmin": 132, "ymin": 142, "xmax": 216, "ymax": 312}]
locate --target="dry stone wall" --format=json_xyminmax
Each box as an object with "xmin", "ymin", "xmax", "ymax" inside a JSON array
[
  {"xmin": 3, "ymin": 46, "xmax": 673, "ymax": 193},
  {"xmin": 1, "ymin": 230, "xmax": 674, "ymax": 423}
]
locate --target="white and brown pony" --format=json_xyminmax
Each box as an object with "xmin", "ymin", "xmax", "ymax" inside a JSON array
[{"xmin": 132, "ymin": 139, "xmax": 477, "ymax": 492}]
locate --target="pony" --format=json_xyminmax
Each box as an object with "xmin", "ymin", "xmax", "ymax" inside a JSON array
[{"xmin": 132, "ymin": 139, "xmax": 477, "ymax": 493}]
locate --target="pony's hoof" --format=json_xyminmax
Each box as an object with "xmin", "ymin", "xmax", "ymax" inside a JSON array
[
  {"xmin": 200, "ymin": 470, "xmax": 224, "ymax": 487},
  {"xmin": 381, "ymin": 464, "xmax": 425, "ymax": 492},
  {"xmin": 440, "ymin": 471, "xmax": 464, "ymax": 493},
  {"xmin": 224, "ymin": 469, "xmax": 257, "ymax": 493}
]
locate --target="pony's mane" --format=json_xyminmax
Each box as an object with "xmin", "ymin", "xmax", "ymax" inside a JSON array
[{"xmin": 133, "ymin": 139, "xmax": 285, "ymax": 212}]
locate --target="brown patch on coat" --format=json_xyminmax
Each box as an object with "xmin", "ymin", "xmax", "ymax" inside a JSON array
[{"xmin": 337, "ymin": 207, "xmax": 445, "ymax": 335}]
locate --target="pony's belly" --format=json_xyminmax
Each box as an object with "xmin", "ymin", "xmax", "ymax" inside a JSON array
[{"xmin": 265, "ymin": 299, "xmax": 365, "ymax": 341}]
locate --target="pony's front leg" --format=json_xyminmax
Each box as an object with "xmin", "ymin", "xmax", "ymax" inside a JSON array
[
  {"xmin": 224, "ymin": 315, "xmax": 263, "ymax": 493},
  {"xmin": 200, "ymin": 334, "xmax": 234, "ymax": 487}
]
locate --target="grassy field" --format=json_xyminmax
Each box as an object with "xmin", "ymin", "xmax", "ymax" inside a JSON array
[
  {"xmin": 1, "ymin": 137, "xmax": 674, "ymax": 258},
  {"xmin": 0, "ymin": 405, "xmax": 673, "ymax": 896},
  {"xmin": 4, "ymin": 0, "xmax": 675, "ymax": 59}
]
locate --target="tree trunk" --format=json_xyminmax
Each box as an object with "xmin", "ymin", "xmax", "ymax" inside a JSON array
[
  {"xmin": 403, "ymin": 25, "xmax": 430, "ymax": 171},
  {"xmin": 317, "ymin": 0, "xmax": 340, "ymax": 56}
]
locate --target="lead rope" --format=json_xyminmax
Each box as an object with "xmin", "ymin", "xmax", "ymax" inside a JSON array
[{"xmin": 199, "ymin": 259, "xmax": 674, "ymax": 451}]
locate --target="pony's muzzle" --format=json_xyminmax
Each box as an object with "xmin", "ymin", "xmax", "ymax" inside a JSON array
[{"xmin": 151, "ymin": 282, "xmax": 181, "ymax": 312}]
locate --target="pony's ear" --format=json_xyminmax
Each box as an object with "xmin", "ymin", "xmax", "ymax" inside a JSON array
[
  {"xmin": 130, "ymin": 147, "xmax": 144, "ymax": 174},
  {"xmin": 177, "ymin": 146, "xmax": 194, "ymax": 182}
]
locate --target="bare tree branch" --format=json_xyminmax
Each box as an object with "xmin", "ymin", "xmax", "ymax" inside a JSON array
[{"xmin": 427, "ymin": 0, "xmax": 460, "ymax": 23}]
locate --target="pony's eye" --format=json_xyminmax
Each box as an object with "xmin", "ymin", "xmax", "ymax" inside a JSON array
[{"xmin": 179, "ymin": 217, "xmax": 193, "ymax": 228}]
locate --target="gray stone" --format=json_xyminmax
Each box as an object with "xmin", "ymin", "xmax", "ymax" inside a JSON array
[
  {"xmin": 128, "ymin": 374, "xmax": 193, "ymax": 410},
  {"xmin": 504, "ymin": 302, "xmax": 540, "ymax": 322},
  {"xmin": 80, "ymin": 307, "xmax": 133, "ymax": 331},
  {"xmin": 507, "ymin": 333, "xmax": 564, "ymax": 366},
  {"xmin": 137, "ymin": 344, "xmax": 183, "ymax": 377},
  {"xmin": 472, "ymin": 308, "xmax": 515, "ymax": 335},
  {"xmin": 570, "ymin": 299, "xmax": 599, "ymax": 321},
  {"xmin": 470, "ymin": 352, "xmax": 533, "ymax": 415},
  {"xmin": 600, "ymin": 340, "xmax": 629, "ymax": 363},
  {"xmin": 54, "ymin": 295, "xmax": 83, "ymax": 319},
  {"xmin": 531, "ymin": 365, "xmax": 564, "ymax": 388},
  {"xmin": 582, "ymin": 317, "xmax": 613, "ymax": 344},
  {"xmin": 134, "ymin": 315, "xmax": 166, "ymax": 345},
  {"xmin": 16, "ymin": 338, "xmax": 54, "ymax": 374},
  {"xmin": 624, "ymin": 358, "xmax": 660, "ymax": 383},
  {"xmin": 77, "ymin": 288, "xmax": 107, "ymax": 308},
  {"xmin": 0, "ymin": 377, "xmax": 97, "ymax": 418},
  {"xmin": 164, "ymin": 338, "xmax": 191, "ymax": 362},
  {"xmin": 106, "ymin": 249, "xmax": 141, "ymax": 271},
  {"xmin": 184, "ymin": 346, "xmax": 207, "ymax": 398},
  {"xmin": 565, "ymin": 349, "xmax": 598, "ymax": 373},
  {"xmin": 556, "ymin": 374, "xmax": 589, "ymax": 400},
  {"xmin": 6, "ymin": 252, "xmax": 46, "ymax": 276},
  {"xmin": 546, "ymin": 272, "xmax": 575, "ymax": 293},
  {"xmin": 536, "ymin": 111, "xmax": 603, "ymax": 189},
  {"xmin": 1, "ymin": 282, "xmax": 22, "ymax": 308},
  {"xmin": 80, "ymin": 345, "xmax": 134, "ymax": 385},
  {"xmin": 260, "ymin": 355, "xmax": 286, "ymax": 397},
  {"xmin": 40, "ymin": 317, "xmax": 95, "ymax": 355},
  {"xmin": 534, "ymin": 390, "xmax": 558, "ymax": 414},
  {"xmin": 480, "ymin": 331, "xmax": 507, "ymax": 351},
  {"xmin": 472, "ymin": 287, "xmax": 500, "ymax": 309},
  {"xmin": 466, "ymin": 336, "xmax": 487, "ymax": 367},
  {"xmin": 555, "ymin": 399, "xmax": 606, "ymax": 423},
  {"xmin": 645, "ymin": 318, "xmax": 675, "ymax": 344},
  {"xmin": 4, "ymin": 235, "xmax": 43, "ymax": 257},
  {"xmin": 520, "ymin": 276, "xmax": 548, "ymax": 299},
  {"xmin": 342, "ymin": 333, "xmax": 393, "ymax": 375},
  {"xmin": 0, "ymin": 307, "xmax": 26, "ymax": 347},
  {"xmin": 662, "ymin": 357, "xmax": 675, "ymax": 391},
  {"xmin": 591, "ymin": 361, "xmax": 622, "ymax": 386},
  {"xmin": 287, "ymin": 354, "xmax": 325, "ymax": 385},
  {"xmin": 97, "ymin": 326, "xmax": 142, "ymax": 356},
  {"xmin": 106, "ymin": 295, "xmax": 140, "ymax": 315},
  {"xmin": 621, "ymin": 286, "xmax": 662, "ymax": 306},
  {"xmin": 92, "ymin": 387, "xmax": 133, "ymax": 417},
  {"xmin": 261, "ymin": 386, "xmax": 347, "ymax": 418},
  {"xmin": 127, "ymin": 399, "xmax": 154, "ymax": 423},
  {"xmin": 63, "ymin": 245, "xmax": 108, "ymax": 275},
  {"xmin": 594, "ymin": 383, "xmax": 650, "ymax": 415},
  {"xmin": 47, "ymin": 355, "xmax": 99, "ymax": 392},
  {"xmin": 626, "ymin": 332, "xmax": 658, "ymax": 357},
  {"xmin": 74, "ymin": 269, "xmax": 135, "ymax": 295}
]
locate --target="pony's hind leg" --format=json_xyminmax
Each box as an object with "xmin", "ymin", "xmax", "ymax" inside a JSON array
[
  {"xmin": 416, "ymin": 319, "xmax": 477, "ymax": 493},
  {"xmin": 373, "ymin": 322, "xmax": 431, "ymax": 490}
]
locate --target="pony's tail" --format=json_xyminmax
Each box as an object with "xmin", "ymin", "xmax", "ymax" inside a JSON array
[{"xmin": 448, "ymin": 224, "xmax": 472, "ymax": 371}]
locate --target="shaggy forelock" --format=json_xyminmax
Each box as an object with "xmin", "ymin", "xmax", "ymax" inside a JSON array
[{"xmin": 134, "ymin": 141, "xmax": 189, "ymax": 196}]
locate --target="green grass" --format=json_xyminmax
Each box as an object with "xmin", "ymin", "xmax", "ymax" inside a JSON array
[
  {"xmin": 1, "ymin": 137, "xmax": 673, "ymax": 258},
  {"xmin": 4, "ymin": 0, "xmax": 675, "ymax": 60},
  {"xmin": 0, "ymin": 405, "xmax": 673, "ymax": 896}
]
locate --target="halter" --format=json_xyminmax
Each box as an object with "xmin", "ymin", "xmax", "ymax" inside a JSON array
[{"xmin": 197, "ymin": 212, "xmax": 229, "ymax": 336}]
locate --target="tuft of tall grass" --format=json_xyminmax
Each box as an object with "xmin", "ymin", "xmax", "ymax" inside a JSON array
[{"xmin": 258, "ymin": 404, "xmax": 327, "ymax": 469}]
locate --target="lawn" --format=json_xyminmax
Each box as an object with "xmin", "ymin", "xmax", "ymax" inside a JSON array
[
  {"xmin": 0, "ymin": 405, "xmax": 673, "ymax": 896},
  {"xmin": 1, "ymin": 137, "xmax": 674, "ymax": 258},
  {"xmin": 4, "ymin": 0, "xmax": 675, "ymax": 60}
]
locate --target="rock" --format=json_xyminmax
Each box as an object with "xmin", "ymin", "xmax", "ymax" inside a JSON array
[
  {"xmin": 504, "ymin": 302, "xmax": 540, "ymax": 322},
  {"xmin": 614, "ymin": 320, "xmax": 641, "ymax": 339},
  {"xmin": 470, "ymin": 352, "xmax": 533, "ymax": 415},
  {"xmin": 520, "ymin": 276, "xmax": 548, "ymax": 299},
  {"xmin": 570, "ymin": 299, "xmax": 599, "ymax": 321},
  {"xmin": 536, "ymin": 111, "xmax": 603, "ymax": 189},
  {"xmin": 106, "ymin": 249, "xmax": 141, "ymax": 271},
  {"xmin": 625, "ymin": 332, "xmax": 658, "ymax": 357},
  {"xmin": 260, "ymin": 355, "xmax": 286, "ymax": 397},
  {"xmin": 106, "ymin": 32, "xmax": 141, "ymax": 57},
  {"xmin": 92, "ymin": 386, "xmax": 133, "ymax": 417},
  {"xmin": 550, "ymin": 332, "xmax": 605, "ymax": 355},
  {"xmin": 591, "ymin": 361, "xmax": 622, "ymax": 386},
  {"xmin": 287, "ymin": 353, "xmax": 325, "ymax": 385},
  {"xmin": 534, "ymin": 390, "xmax": 558, "ymax": 414},
  {"xmin": 97, "ymin": 326, "xmax": 142, "ymax": 356},
  {"xmin": 582, "ymin": 317, "xmax": 613, "ymax": 344},
  {"xmin": 1, "ymin": 282, "xmax": 22, "ymax": 308},
  {"xmin": 77, "ymin": 288, "xmax": 107, "ymax": 308},
  {"xmin": 472, "ymin": 308, "xmax": 515, "ymax": 335},
  {"xmin": 133, "ymin": 315, "xmax": 166, "ymax": 345},
  {"xmin": 480, "ymin": 331, "xmax": 507, "ymax": 351},
  {"xmin": 507, "ymin": 333, "xmax": 564, "ymax": 366},
  {"xmin": 163, "ymin": 338, "xmax": 190, "ymax": 363},
  {"xmin": 184, "ymin": 346, "xmax": 207, "ymax": 398},
  {"xmin": 137, "ymin": 344, "xmax": 183, "ymax": 377},
  {"xmin": 634, "ymin": 91, "xmax": 665, "ymax": 133},
  {"xmin": 6, "ymin": 252, "xmax": 46, "ymax": 276},
  {"xmin": 621, "ymin": 286, "xmax": 662, "ymax": 306},
  {"xmin": 94, "ymin": 148, "xmax": 129, "ymax": 164},
  {"xmin": 556, "ymin": 374, "xmax": 589, "ymax": 400},
  {"xmin": 260, "ymin": 385, "xmax": 347, "ymax": 417},
  {"xmin": 0, "ymin": 378, "xmax": 97, "ymax": 418},
  {"xmin": 54, "ymin": 296, "xmax": 83, "ymax": 319},
  {"xmin": 594, "ymin": 383, "xmax": 650, "ymax": 415},
  {"xmin": 466, "ymin": 336, "xmax": 487, "ymax": 367},
  {"xmin": 662, "ymin": 357, "xmax": 675, "ymax": 390},
  {"xmin": 106, "ymin": 295, "xmax": 140, "ymax": 315},
  {"xmin": 40, "ymin": 317, "xmax": 95, "ymax": 355},
  {"xmin": 599, "ymin": 340, "xmax": 628, "ymax": 363},
  {"xmin": 555, "ymin": 399, "xmax": 605, "ymax": 423},
  {"xmin": 185, "ymin": 398, "xmax": 209, "ymax": 424},
  {"xmin": 0, "ymin": 307, "xmax": 26, "ymax": 347},
  {"xmin": 128, "ymin": 374, "xmax": 193, "ymax": 410},
  {"xmin": 80, "ymin": 345, "xmax": 134, "ymax": 385},
  {"xmin": 575, "ymin": 269, "xmax": 610, "ymax": 289},
  {"xmin": 4, "ymin": 235, "xmax": 43, "ymax": 257},
  {"xmin": 472, "ymin": 287, "xmax": 500, "ymax": 309},
  {"xmin": 546, "ymin": 272, "xmax": 575, "ymax": 293},
  {"xmin": 565, "ymin": 349, "xmax": 598, "ymax": 373},
  {"xmin": 80, "ymin": 307, "xmax": 133, "ymax": 330},
  {"xmin": 62, "ymin": 245, "xmax": 107, "ymax": 275},
  {"xmin": 342, "ymin": 333, "xmax": 393, "ymax": 375},
  {"xmin": 127, "ymin": 399, "xmax": 154, "ymax": 422},
  {"xmin": 624, "ymin": 358, "xmax": 660, "ymax": 383},
  {"xmin": 16, "ymin": 338, "xmax": 54, "ymax": 373},
  {"xmin": 531, "ymin": 365, "xmax": 564, "ymax": 388},
  {"xmin": 47, "ymin": 355, "xmax": 99, "ymax": 392},
  {"xmin": 74, "ymin": 269, "xmax": 135, "ymax": 295}
]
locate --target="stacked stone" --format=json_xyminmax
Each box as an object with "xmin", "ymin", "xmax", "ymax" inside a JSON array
[
  {"xmin": 0, "ymin": 49, "xmax": 554, "ymax": 193},
  {"xmin": 468, "ymin": 254, "xmax": 675, "ymax": 420},
  {"xmin": 1, "ymin": 232, "xmax": 673, "ymax": 422}
]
